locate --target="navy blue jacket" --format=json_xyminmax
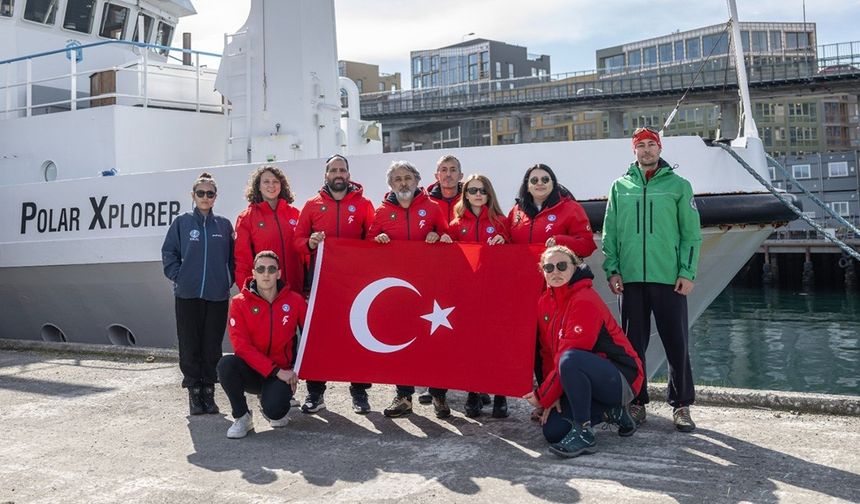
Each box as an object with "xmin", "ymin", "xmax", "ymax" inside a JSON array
[{"xmin": 161, "ymin": 208, "xmax": 235, "ymax": 301}]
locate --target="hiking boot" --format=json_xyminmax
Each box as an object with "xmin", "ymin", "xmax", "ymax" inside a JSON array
[
  {"xmin": 604, "ymin": 405, "xmax": 637, "ymax": 437},
  {"xmin": 259, "ymin": 406, "xmax": 289, "ymax": 428},
  {"xmin": 480, "ymin": 393, "xmax": 492, "ymax": 406},
  {"xmin": 383, "ymin": 396, "xmax": 413, "ymax": 417},
  {"xmin": 463, "ymin": 392, "xmax": 483, "ymax": 418},
  {"xmin": 227, "ymin": 411, "xmax": 254, "ymax": 439},
  {"xmin": 351, "ymin": 393, "xmax": 371, "ymax": 415},
  {"xmin": 492, "ymin": 395, "xmax": 509, "ymax": 418},
  {"xmin": 432, "ymin": 396, "xmax": 451, "ymax": 419},
  {"xmin": 673, "ymin": 406, "xmax": 696, "ymax": 432},
  {"xmin": 549, "ymin": 422, "xmax": 597, "ymax": 458},
  {"xmin": 417, "ymin": 389, "xmax": 433, "ymax": 405},
  {"xmin": 201, "ymin": 386, "xmax": 219, "ymax": 415},
  {"xmin": 629, "ymin": 403, "xmax": 647, "ymax": 426},
  {"xmin": 188, "ymin": 386, "xmax": 204, "ymax": 415},
  {"xmin": 301, "ymin": 393, "xmax": 326, "ymax": 414}
]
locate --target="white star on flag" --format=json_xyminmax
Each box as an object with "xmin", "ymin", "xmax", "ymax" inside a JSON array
[{"xmin": 420, "ymin": 300, "xmax": 455, "ymax": 335}]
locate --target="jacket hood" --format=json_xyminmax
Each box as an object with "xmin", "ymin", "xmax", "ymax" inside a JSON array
[
  {"xmin": 516, "ymin": 185, "xmax": 574, "ymax": 219},
  {"xmin": 427, "ymin": 181, "xmax": 463, "ymax": 200},
  {"xmin": 546, "ymin": 264, "xmax": 595, "ymax": 303},
  {"xmin": 243, "ymin": 277, "xmax": 289, "ymax": 298},
  {"xmin": 383, "ymin": 188, "xmax": 428, "ymax": 207},
  {"xmin": 626, "ymin": 158, "xmax": 673, "ymax": 182}
]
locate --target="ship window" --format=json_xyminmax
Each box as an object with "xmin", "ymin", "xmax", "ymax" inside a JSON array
[
  {"xmin": 155, "ymin": 20, "xmax": 174, "ymax": 55},
  {"xmin": 132, "ymin": 13, "xmax": 153, "ymax": 42},
  {"xmin": 99, "ymin": 3, "xmax": 128, "ymax": 40},
  {"xmin": 1, "ymin": 0, "xmax": 13, "ymax": 18},
  {"xmin": 23, "ymin": 0, "xmax": 57, "ymax": 25},
  {"xmin": 63, "ymin": 0, "xmax": 95, "ymax": 34}
]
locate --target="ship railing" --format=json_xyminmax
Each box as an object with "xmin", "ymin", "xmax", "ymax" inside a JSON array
[{"xmin": 0, "ymin": 40, "xmax": 224, "ymax": 118}]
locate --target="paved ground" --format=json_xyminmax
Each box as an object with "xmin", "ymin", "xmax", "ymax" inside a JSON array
[{"xmin": 0, "ymin": 349, "xmax": 858, "ymax": 503}]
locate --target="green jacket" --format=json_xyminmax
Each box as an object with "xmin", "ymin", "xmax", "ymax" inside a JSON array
[{"xmin": 602, "ymin": 158, "xmax": 702, "ymax": 285}]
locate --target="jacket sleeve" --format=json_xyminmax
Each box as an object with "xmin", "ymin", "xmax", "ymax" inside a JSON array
[
  {"xmin": 553, "ymin": 201, "xmax": 597, "ymax": 258},
  {"xmin": 290, "ymin": 293, "xmax": 310, "ymax": 369},
  {"xmin": 225, "ymin": 218, "xmax": 236, "ymax": 288},
  {"xmin": 361, "ymin": 198, "xmax": 376, "ymax": 239},
  {"xmin": 161, "ymin": 217, "xmax": 183, "ymax": 282},
  {"xmin": 367, "ymin": 206, "xmax": 386, "ymax": 240},
  {"xmin": 228, "ymin": 298, "xmax": 277, "ymax": 377},
  {"xmin": 602, "ymin": 183, "xmax": 621, "ymax": 278},
  {"xmin": 433, "ymin": 205, "xmax": 450, "ymax": 235},
  {"xmin": 677, "ymin": 179, "xmax": 702, "ymax": 280},
  {"xmin": 293, "ymin": 200, "xmax": 314, "ymax": 255},
  {"xmin": 448, "ymin": 217, "xmax": 462, "ymax": 241},
  {"xmin": 233, "ymin": 210, "xmax": 254, "ymax": 287},
  {"xmin": 496, "ymin": 216, "xmax": 511, "ymax": 243}
]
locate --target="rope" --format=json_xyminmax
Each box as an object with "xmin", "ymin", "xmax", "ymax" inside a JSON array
[
  {"xmin": 661, "ymin": 21, "xmax": 732, "ymax": 134},
  {"xmin": 766, "ymin": 153, "xmax": 860, "ymax": 236},
  {"xmin": 714, "ymin": 143, "xmax": 860, "ymax": 261}
]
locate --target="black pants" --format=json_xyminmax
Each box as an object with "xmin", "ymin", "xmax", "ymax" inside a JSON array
[
  {"xmin": 175, "ymin": 297, "xmax": 228, "ymax": 388},
  {"xmin": 394, "ymin": 385, "xmax": 447, "ymax": 398},
  {"xmin": 306, "ymin": 380, "xmax": 371, "ymax": 397},
  {"xmin": 217, "ymin": 355, "xmax": 294, "ymax": 420},
  {"xmin": 621, "ymin": 282, "xmax": 695, "ymax": 408}
]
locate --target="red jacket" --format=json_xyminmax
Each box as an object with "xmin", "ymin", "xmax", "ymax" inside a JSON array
[
  {"xmin": 449, "ymin": 206, "xmax": 509, "ymax": 244},
  {"xmin": 368, "ymin": 190, "xmax": 450, "ymax": 241},
  {"xmin": 234, "ymin": 199, "xmax": 304, "ymax": 293},
  {"xmin": 507, "ymin": 195, "xmax": 596, "ymax": 258},
  {"xmin": 294, "ymin": 183, "xmax": 375, "ymax": 253},
  {"xmin": 227, "ymin": 279, "xmax": 308, "ymax": 377},
  {"xmin": 427, "ymin": 181, "xmax": 462, "ymax": 223},
  {"xmin": 534, "ymin": 266, "xmax": 643, "ymax": 409}
]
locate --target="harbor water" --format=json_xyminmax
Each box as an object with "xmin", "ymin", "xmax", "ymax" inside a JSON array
[{"xmin": 661, "ymin": 286, "xmax": 860, "ymax": 396}]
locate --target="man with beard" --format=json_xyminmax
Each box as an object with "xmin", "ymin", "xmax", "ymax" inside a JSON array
[
  {"xmin": 294, "ymin": 154, "xmax": 376, "ymax": 414},
  {"xmin": 368, "ymin": 160, "xmax": 453, "ymax": 418},
  {"xmin": 602, "ymin": 127, "xmax": 701, "ymax": 432}
]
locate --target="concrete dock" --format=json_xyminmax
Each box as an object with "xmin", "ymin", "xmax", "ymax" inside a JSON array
[{"xmin": 0, "ymin": 347, "xmax": 858, "ymax": 503}]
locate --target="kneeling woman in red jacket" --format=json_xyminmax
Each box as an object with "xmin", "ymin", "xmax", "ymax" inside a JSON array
[
  {"xmin": 524, "ymin": 245, "xmax": 644, "ymax": 458},
  {"xmin": 217, "ymin": 251, "xmax": 308, "ymax": 439}
]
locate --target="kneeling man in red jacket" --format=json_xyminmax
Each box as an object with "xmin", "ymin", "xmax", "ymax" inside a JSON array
[{"xmin": 217, "ymin": 250, "xmax": 308, "ymax": 439}]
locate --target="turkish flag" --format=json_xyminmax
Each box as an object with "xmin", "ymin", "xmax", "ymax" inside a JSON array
[{"xmin": 295, "ymin": 239, "xmax": 544, "ymax": 397}]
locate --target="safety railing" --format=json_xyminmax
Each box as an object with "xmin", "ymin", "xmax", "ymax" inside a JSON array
[{"xmin": 0, "ymin": 40, "xmax": 224, "ymax": 118}]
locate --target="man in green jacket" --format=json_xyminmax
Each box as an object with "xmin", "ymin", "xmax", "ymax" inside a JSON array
[{"xmin": 602, "ymin": 126, "xmax": 702, "ymax": 432}]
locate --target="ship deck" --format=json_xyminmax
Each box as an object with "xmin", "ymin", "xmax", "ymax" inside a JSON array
[{"xmin": 0, "ymin": 346, "xmax": 857, "ymax": 503}]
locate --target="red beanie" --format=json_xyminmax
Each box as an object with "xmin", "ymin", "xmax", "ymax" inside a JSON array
[{"xmin": 632, "ymin": 128, "xmax": 662, "ymax": 149}]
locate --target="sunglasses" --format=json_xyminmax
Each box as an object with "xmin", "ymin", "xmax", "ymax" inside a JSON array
[
  {"xmin": 541, "ymin": 261, "xmax": 570, "ymax": 274},
  {"xmin": 466, "ymin": 187, "xmax": 488, "ymax": 195},
  {"xmin": 529, "ymin": 175, "xmax": 551, "ymax": 185},
  {"xmin": 254, "ymin": 265, "xmax": 279, "ymax": 274},
  {"xmin": 195, "ymin": 190, "xmax": 216, "ymax": 199},
  {"xmin": 634, "ymin": 126, "xmax": 660, "ymax": 134}
]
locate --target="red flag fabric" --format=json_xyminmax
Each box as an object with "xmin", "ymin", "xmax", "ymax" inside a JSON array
[{"xmin": 295, "ymin": 238, "xmax": 544, "ymax": 397}]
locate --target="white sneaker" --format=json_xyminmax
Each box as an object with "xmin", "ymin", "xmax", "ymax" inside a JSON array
[
  {"xmin": 259, "ymin": 406, "xmax": 290, "ymax": 428},
  {"xmin": 227, "ymin": 411, "xmax": 254, "ymax": 439}
]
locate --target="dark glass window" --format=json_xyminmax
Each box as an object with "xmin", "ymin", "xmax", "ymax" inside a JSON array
[
  {"xmin": 1, "ymin": 0, "xmax": 14, "ymax": 17},
  {"xmin": 23, "ymin": 0, "xmax": 57, "ymax": 25},
  {"xmin": 751, "ymin": 31, "xmax": 768, "ymax": 52},
  {"xmin": 132, "ymin": 13, "xmax": 154, "ymax": 43},
  {"xmin": 674, "ymin": 40, "xmax": 684, "ymax": 61},
  {"xmin": 155, "ymin": 21, "xmax": 174, "ymax": 55},
  {"xmin": 770, "ymin": 31, "xmax": 782, "ymax": 50},
  {"xmin": 659, "ymin": 43, "xmax": 672, "ymax": 63},
  {"xmin": 63, "ymin": 0, "xmax": 95, "ymax": 33},
  {"xmin": 628, "ymin": 49, "xmax": 641, "ymax": 69},
  {"xmin": 643, "ymin": 46, "xmax": 657, "ymax": 67},
  {"xmin": 99, "ymin": 3, "xmax": 128, "ymax": 40},
  {"xmin": 702, "ymin": 33, "xmax": 728, "ymax": 55},
  {"xmin": 686, "ymin": 37, "xmax": 701, "ymax": 59}
]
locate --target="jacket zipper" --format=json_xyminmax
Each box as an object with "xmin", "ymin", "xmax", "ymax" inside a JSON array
[
  {"xmin": 272, "ymin": 209, "xmax": 286, "ymax": 275},
  {"xmin": 199, "ymin": 215, "xmax": 208, "ymax": 298},
  {"xmin": 650, "ymin": 201, "xmax": 654, "ymax": 234},
  {"xmin": 406, "ymin": 209, "xmax": 411, "ymax": 240},
  {"xmin": 642, "ymin": 183, "xmax": 648, "ymax": 282},
  {"xmin": 266, "ymin": 302, "xmax": 274, "ymax": 356},
  {"xmin": 336, "ymin": 200, "xmax": 341, "ymax": 237},
  {"xmin": 475, "ymin": 214, "xmax": 481, "ymax": 242},
  {"xmin": 529, "ymin": 217, "xmax": 534, "ymax": 243}
]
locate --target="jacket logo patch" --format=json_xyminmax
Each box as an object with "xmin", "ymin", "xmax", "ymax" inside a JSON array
[
  {"xmin": 574, "ymin": 325, "xmax": 583, "ymax": 334},
  {"xmin": 282, "ymin": 304, "xmax": 291, "ymax": 312},
  {"xmin": 321, "ymin": 205, "xmax": 327, "ymax": 212},
  {"xmin": 390, "ymin": 212, "xmax": 397, "ymax": 220},
  {"xmin": 289, "ymin": 219, "xmax": 298, "ymax": 226},
  {"xmin": 419, "ymin": 219, "xmax": 426, "ymax": 228},
  {"xmin": 189, "ymin": 229, "xmax": 200, "ymax": 241},
  {"xmin": 348, "ymin": 215, "xmax": 355, "ymax": 224},
  {"xmin": 543, "ymin": 314, "xmax": 549, "ymax": 322},
  {"xmin": 252, "ymin": 306, "xmax": 260, "ymax": 314},
  {"xmin": 547, "ymin": 214, "xmax": 557, "ymax": 222},
  {"xmin": 586, "ymin": 225, "xmax": 592, "ymax": 232},
  {"xmin": 229, "ymin": 318, "xmax": 236, "ymax": 327},
  {"xmin": 418, "ymin": 209, "xmax": 427, "ymax": 217},
  {"xmin": 558, "ymin": 328, "xmax": 563, "ymax": 339},
  {"xmin": 282, "ymin": 315, "xmax": 290, "ymax": 326},
  {"xmin": 257, "ymin": 221, "xmax": 265, "ymax": 228},
  {"xmin": 486, "ymin": 226, "xmax": 495, "ymax": 234},
  {"xmin": 545, "ymin": 223, "xmax": 554, "ymax": 233},
  {"xmin": 690, "ymin": 197, "xmax": 698, "ymax": 211},
  {"xmin": 348, "ymin": 205, "xmax": 356, "ymax": 213},
  {"xmin": 461, "ymin": 227, "xmax": 468, "ymax": 234}
]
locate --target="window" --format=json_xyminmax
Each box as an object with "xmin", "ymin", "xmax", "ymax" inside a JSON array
[
  {"xmin": 413, "ymin": 77, "xmax": 420, "ymax": 89},
  {"xmin": 495, "ymin": 61, "xmax": 501, "ymax": 79},
  {"xmin": 685, "ymin": 37, "xmax": 700, "ymax": 59},
  {"xmin": 412, "ymin": 57, "xmax": 422, "ymax": 74},
  {"xmin": 673, "ymin": 40, "xmax": 684, "ymax": 61},
  {"xmin": 155, "ymin": 21, "xmax": 174, "ymax": 55},
  {"xmin": 792, "ymin": 164, "xmax": 811, "ymax": 179},
  {"xmin": 740, "ymin": 30, "xmax": 750, "ymax": 52},
  {"xmin": 480, "ymin": 51, "xmax": 489, "ymax": 79},
  {"xmin": 828, "ymin": 161, "xmax": 849, "ymax": 177},
  {"xmin": 659, "ymin": 43, "xmax": 672, "ymax": 63},
  {"xmin": 786, "ymin": 31, "xmax": 811, "ymax": 50},
  {"xmin": 507, "ymin": 63, "xmax": 514, "ymax": 77},
  {"xmin": 628, "ymin": 49, "xmax": 641, "ymax": 69},
  {"xmin": 63, "ymin": 0, "xmax": 95, "ymax": 34},
  {"xmin": 643, "ymin": 46, "xmax": 657, "ymax": 67},
  {"xmin": 702, "ymin": 33, "xmax": 728, "ymax": 55},
  {"xmin": 1, "ymin": 0, "xmax": 13, "ymax": 17},
  {"xmin": 767, "ymin": 165, "xmax": 775, "ymax": 180},
  {"xmin": 99, "ymin": 3, "xmax": 128, "ymax": 39},
  {"xmin": 831, "ymin": 202, "xmax": 850, "ymax": 217},
  {"xmin": 377, "ymin": 82, "xmax": 384, "ymax": 92},
  {"xmin": 431, "ymin": 56, "xmax": 438, "ymax": 71},
  {"xmin": 355, "ymin": 79, "xmax": 362, "ymax": 93},
  {"xmin": 751, "ymin": 31, "xmax": 768, "ymax": 52},
  {"xmin": 23, "ymin": 0, "xmax": 57, "ymax": 24},
  {"xmin": 601, "ymin": 54, "xmax": 624, "ymax": 74},
  {"xmin": 770, "ymin": 31, "xmax": 782, "ymax": 50}
]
